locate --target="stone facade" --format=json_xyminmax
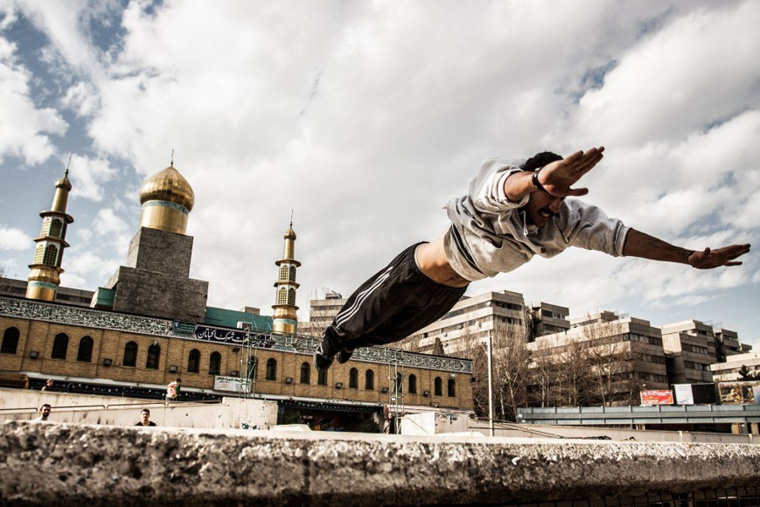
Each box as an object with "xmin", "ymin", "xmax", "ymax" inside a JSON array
[{"xmin": 106, "ymin": 227, "xmax": 208, "ymax": 323}]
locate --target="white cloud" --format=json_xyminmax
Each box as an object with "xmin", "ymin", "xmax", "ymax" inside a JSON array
[
  {"xmin": 0, "ymin": 36, "xmax": 67, "ymax": 165},
  {"xmin": 67, "ymin": 154, "xmax": 118, "ymax": 202},
  {"xmin": 0, "ymin": 226, "xmax": 31, "ymax": 250},
  {"xmin": 61, "ymin": 80, "xmax": 99, "ymax": 117}
]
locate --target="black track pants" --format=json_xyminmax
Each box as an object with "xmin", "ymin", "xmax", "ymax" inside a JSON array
[{"xmin": 323, "ymin": 242, "xmax": 468, "ymax": 350}]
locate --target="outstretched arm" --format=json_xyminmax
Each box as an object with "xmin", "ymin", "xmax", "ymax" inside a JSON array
[
  {"xmin": 505, "ymin": 147, "xmax": 605, "ymax": 201},
  {"xmin": 623, "ymin": 229, "xmax": 751, "ymax": 269}
]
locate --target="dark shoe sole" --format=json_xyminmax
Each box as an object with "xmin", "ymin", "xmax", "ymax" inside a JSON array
[{"xmin": 336, "ymin": 349, "xmax": 354, "ymax": 364}]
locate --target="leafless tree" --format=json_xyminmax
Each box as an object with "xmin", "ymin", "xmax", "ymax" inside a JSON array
[{"xmin": 583, "ymin": 320, "xmax": 634, "ymax": 406}]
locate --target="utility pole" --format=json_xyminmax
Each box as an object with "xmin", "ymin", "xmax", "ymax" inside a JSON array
[{"xmin": 487, "ymin": 333, "xmax": 494, "ymax": 437}]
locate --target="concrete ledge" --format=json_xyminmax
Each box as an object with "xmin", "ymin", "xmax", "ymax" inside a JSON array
[{"xmin": 2, "ymin": 421, "xmax": 760, "ymax": 505}]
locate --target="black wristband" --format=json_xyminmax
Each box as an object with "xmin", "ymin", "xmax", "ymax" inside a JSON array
[{"xmin": 532, "ymin": 167, "xmax": 546, "ymax": 192}]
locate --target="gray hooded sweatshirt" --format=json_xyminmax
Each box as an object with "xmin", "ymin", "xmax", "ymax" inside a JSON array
[{"xmin": 443, "ymin": 159, "xmax": 630, "ymax": 282}]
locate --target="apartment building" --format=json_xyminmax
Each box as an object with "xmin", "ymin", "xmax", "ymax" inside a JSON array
[
  {"xmin": 400, "ymin": 290, "xmax": 527, "ymax": 355},
  {"xmin": 709, "ymin": 351, "xmax": 760, "ymax": 382},
  {"xmin": 528, "ymin": 311, "xmax": 669, "ymax": 404},
  {"xmin": 298, "ymin": 291, "xmax": 345, "ymax": 337},
  {"xmin": 660, "ymin": 320, "xmax": 718, "ymax": 384}
]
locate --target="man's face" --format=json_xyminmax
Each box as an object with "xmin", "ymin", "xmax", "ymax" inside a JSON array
[
  {"xmin": 40, "ymin": 406, "xmax": 51, "ymax": 419},
  {"xmin": 141, "ymin": 411, "xmax": 150, "ymax": 423},
  {"xmin": 525, "ymin": 190, "xmax": 564, "ymax": 228}
]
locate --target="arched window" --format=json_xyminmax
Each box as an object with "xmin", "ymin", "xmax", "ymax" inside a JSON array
[
  {"xmin": 448, "ymin": 378, "xmax": 456, "ymax": 397},
  {"xmin": 123, "ymin": 341, "xmax": 137, "ymax": 367},
  {"xmin": 49, "ymin": 218, "xmax": 63, "ymax": 237},
  {"xmin": 349, "ymin": 368, "xmax": 359, "ymax": 389},
  {"xmin": 287, "ymin": 288, "xmax": 296, "ymax": 305},
  {"xmin": 318, "ymin": 369, "xmax": 328, "ymax": 386},
  {"xmin": 365, "ymin": 369, "xmax": 374, "ymax": 390},
  {"xmin": 33, "ymin": 244, "xmax": 44, "ymax": 264},
  {"xmin": 300, "ymin": 362, "xmax": 310, "ymax": 384},
  {"xmin": 1, "ymin": 327, "xmax": 20, "ymax": 354},
  {"xmin": 277, "ymin": 288, "xmax": 287, "ymax": 304},
  {"xmin": 408, "ymin": 374, "xmax": 417, "ymax": 394},
  {"xmin": 434, "ymin": 377, "xmax": 443, "ymax": 396},
  {"xmin": 77, "ymin": 336, "xmax": 93, "ymax": 362},
  {"xmin": 188, "ymin": 349, "xmax": 200, "ymax": 373},
  {"xmin": 51, "ymin": 333, "xmax": 68, "ymax": 359},
  {"xmin": 209, "ymin": 352, "xmax": 221, "ymax": 375},
  {"xmin": 394, "ymin": 372, "xmax": 403, "ymax": 394},
  {"xmin": 279, "ymin": 265, "xmax": 289, "ymax": 281},
  {"xmin": 266, "ymin": 358, "xmax": 277, "ymax": 381},
  {"xmin": 146, "ymin": 344, "xmax": 161, "ymax": 369},
  {"xmin": 43, "ymin": 245, "xmax": 58, "ymax": 266},
  {"xmin": 289, "ymin": 266, "xmax": 296, "ymax": 282}
]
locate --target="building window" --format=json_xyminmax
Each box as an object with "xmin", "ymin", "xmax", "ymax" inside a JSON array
[
  {"xmin": 394, "ymin": 372, "xmax": 403, "ymax": 394},
  {"xmin": 365, "ymin": 369, "xmax": 374, "ymax": 390},
  {"xmin": 279, "ymin": 265, "xmax": 289, "ymax": 281},
  {"xmin": 287, "ymin": 288, "xmax": 296, "ymax": 305},
  {"xmin": 49, "ymin": 218, "xmax": 63, "ymax": 237},
  {"xmin": 51, "ymin": 333, "xmax": 68, "ymax": 359},
  {"xmin": 209, "ymin": 352, "xmax": 221, "ymax": 375},
  {"xmin": 448, "ymin": 378, "xmax": 456, "ymax": 397},
  {"xmin": 434, "ymin": 377, "xmax": 443, "ymax": 396},
  {"xmin": 123, "ymin": 341, "xmax": 138, "ymax": 367},
  {"xmin": 1, "ymin": 327, "xmax": 20, "ymax": 354},
  {"xmin": 33, "ymin": 244, "xmax": 44, "ymax": 264},
  {"xmin": 266, "ymin": 358, "xmax": 277, "ymax": 381},
  {"xmin": 43, "ymin": 244, "xmax": 58, "ymax": 266},
  {"xmin": 77, "ymin": 336, "xmax": 93, "ymax": 362},
  {"xmin": 318, "ymin": 369, "xmax": 328, "ymax": 386},
  {"xmin": 408, "ymin": 374, "xmax": 417, "ymax": 394},
  {"xmin": 289, "ymin": 266, "xmax": 296, "ymax": 282},
  {"xmin": 300, "ymin": 362, "xmax": 310, "ymax": 384},
  {"xmin": 277, "ymin": 288, "xmax": 287, "ymax": 304},
  {"xmin": 349, "ymin": 368, "xmax": 359, "ymax": 389},
  {"xmin": 188, "ymin": 349, "xmax": 200, "ymax": 373},
  {"xmin": 146, "ymin": 344, "xmax": 161, "ymax": 369}
]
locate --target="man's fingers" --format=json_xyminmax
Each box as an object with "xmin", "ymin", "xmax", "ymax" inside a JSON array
[
  {"xmin": 566, "ymin": 187, "xmax": 588, "ymax": 197},
  {"xmin": 724, "ymin": 261, "xmax": 743, "ymax": 267}
]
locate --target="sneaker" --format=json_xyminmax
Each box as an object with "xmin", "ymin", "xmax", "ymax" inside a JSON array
[
  {"xmin": 336, "ymin": 348, "xmax": 354, "ymax": 364},
  {"xmin": 313, "ymin": 335, "xmax": 339, "ymax": 371}
]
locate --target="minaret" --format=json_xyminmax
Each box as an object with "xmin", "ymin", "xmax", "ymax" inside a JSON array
[
  {"xmin": 272, "ymin": 218, "xmax": 301, "ymax": 335},
  {"xmin": 26, "ymin": 166, "xmax": 74, "ymax": 301}
]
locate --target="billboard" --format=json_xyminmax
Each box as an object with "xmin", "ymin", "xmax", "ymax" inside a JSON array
[
  {"xmin": 718, "ymin": 381, "xmax": 760, "ymax": 405},
  {"xmin": 640, "ymin": 390, "xmax": 674, "ymax": 405},
  {"xmin": 214, "ymin": 376, "xmax": 251, "ymax": 394}
]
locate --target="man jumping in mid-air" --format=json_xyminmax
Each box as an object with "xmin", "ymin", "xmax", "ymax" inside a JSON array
[{"xmin": 314, "ymin": 147, "xmax": 751, "ymax": 371}]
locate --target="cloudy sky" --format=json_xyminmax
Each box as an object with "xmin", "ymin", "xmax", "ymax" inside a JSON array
[{"xmin": 0, "ymin": 0, "xmax": 758, "ymax": 345}]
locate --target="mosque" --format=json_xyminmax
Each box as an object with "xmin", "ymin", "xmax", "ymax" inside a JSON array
[{"xmin": 0, "ymin": 161, "xmax": 473, "ymax": 430}]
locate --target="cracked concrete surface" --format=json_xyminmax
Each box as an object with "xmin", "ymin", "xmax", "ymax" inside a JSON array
[{"xmin": 2, "ymin": 421, "xmax": 760, "ymax": 506}]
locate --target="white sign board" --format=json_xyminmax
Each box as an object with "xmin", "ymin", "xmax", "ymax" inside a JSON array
[
  {"xmin": 214, "ymin": 376, "xmax": 251, "ymax": 393},
  {"xmin": 673, "ymin": 384, "xmax": 694, "ymax": 405}
]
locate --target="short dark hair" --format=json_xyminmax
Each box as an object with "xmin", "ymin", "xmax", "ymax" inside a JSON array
[
  {"xmin": 523, "ymin": 151, "xmax": 562, "ymax": 173},
  {"xmin": 40, "ymin": 404, "xmax": 51, "ymax": 410},
  {"xmin": 141, "ymin": 409, "xmax": 150, "ymax": 415}
]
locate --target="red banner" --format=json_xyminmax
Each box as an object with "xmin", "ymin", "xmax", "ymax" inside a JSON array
[{"xmin": 640, "ymin": 390, "xmax": 674, "ymax": 405}]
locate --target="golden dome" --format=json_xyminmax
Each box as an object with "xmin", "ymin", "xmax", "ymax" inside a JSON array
[
  {"xmin": 55, "ymin": 170, "xmax": 72, "ymax": 191},
  {"xmin": 139, "ymin": 164, "xmax": 195, "ymax": 211},
  {"xmin": 284, "ymin": 225, "xmax": 296, "ymax": 240}
]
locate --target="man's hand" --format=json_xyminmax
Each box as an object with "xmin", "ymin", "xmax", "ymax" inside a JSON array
[
  {"xmin": 537, "ymin": 147, "xmax": 605, "ymax": 197},
  {"xmin": 687, "ymin": 245, "xmax": 751, "ymax": 269}
]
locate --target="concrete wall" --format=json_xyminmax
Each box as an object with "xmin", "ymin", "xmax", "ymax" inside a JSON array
[
  {"xmin": 399, "ymin": 410, "xmax": 759, "ymax": 444},
  {"xmin": 2, "ymin": 422, "xmax": 760, "ymax": 505},
  {"xmin": 0, "ymin": 388, "xmax": 277, "ymax": 429}
]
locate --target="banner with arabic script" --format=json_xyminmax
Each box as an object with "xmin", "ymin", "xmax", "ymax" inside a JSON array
[{"xmin": 194, "ymin": 325, "xmax": 276, "ymax": 348}]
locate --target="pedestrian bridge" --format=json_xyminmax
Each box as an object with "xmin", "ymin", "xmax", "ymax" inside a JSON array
[{"xmin": 2, "ymin": 421, "xmax": 759, "ymax": 506}]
